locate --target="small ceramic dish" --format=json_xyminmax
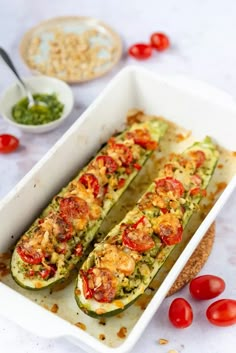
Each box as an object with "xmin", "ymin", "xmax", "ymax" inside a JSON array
[
  {"xmin": 0, "ymin": 75, "xmax": 74, "ymax": 133},
  {"xmin": 20, "ymin": 16, "xmax": 123, "ymax": 83}
]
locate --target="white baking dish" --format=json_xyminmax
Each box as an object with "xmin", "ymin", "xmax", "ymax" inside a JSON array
[{"xmin": 0, "ymin": 66, "xmax": 236, "ymax": 353}]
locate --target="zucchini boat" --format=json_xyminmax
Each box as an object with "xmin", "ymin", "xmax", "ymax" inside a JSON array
[
  {"xmin": 11, "ymin": 119, "xmax": 168, "ymax": 290},
  {"xmin": 75, "ymin": 137, "xmax": 219, "ymax": 317}
]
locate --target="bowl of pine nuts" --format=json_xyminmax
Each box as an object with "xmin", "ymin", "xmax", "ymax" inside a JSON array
[{"xmin": 20, "ymin": 16, "xmax": 123, "ymax": 83}]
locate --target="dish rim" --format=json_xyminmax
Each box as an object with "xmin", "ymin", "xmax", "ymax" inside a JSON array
[{"xmin": 0, "ymin": 66, "xmax": 236, "ymax": 353}]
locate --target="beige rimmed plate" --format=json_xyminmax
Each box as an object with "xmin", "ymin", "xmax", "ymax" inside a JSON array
[{"xmin": 20, "ymin": 16, "xmax": 123, "ymax": 83}]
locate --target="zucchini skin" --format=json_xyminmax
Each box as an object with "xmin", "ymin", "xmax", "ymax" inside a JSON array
[
  {"xmin": 75, "ymin": 137, "xmax": 219, "ymax": 318},
  {"xmin": 11, "ymin": 119, "xmax": 168, "ymax": 290}
]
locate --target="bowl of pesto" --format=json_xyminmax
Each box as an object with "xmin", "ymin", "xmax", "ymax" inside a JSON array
[{"xmin": 0, "ymin": 76, "xmax": 74, "ymax": 133}]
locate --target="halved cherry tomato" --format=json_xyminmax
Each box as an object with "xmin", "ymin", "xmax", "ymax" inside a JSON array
[
  {"xmin": 189, "ymin": 187, "xmax": 207, "ymax": 197},
  {"xmin": 153, "ymin": 213, "xmax": 183, "ymax": 245},
  {"xmin": 206, "ymin": 299, "xmax": 236, "ymax": 326},
  {"xmin": 128, "ymin": 43, "xmax": 152, "ymax": 60},
  {"xmin": 60, "ymin": 196, "xmax": 89, "ymax": 222},
  {"xmin": 80, "ymin": 269, "xmax": 93, "ymax": 299},
  {"xmin": 122, "ymin": 216, "xmax": 155, "ymax": 252},
  {"xmin": 127, "ymin": 129, "xmax": 157, "ymax": 150},
  {"xmin": 0, "ymin": 134, "xmax": 19, "ymax": 153},
  {"xmin": 150, "ymin": 32, "xmax": 170, "ymax": 51},
  {"xmin": 169, "ymin": 298, "xmax": 193, "ymax": 328},
  {"xmin": 74, "ymin": 243, "xmax": 83, "ymax": 256},
  {"xmin": 96, "ymin": 155, "xmax": 118, "ymax": 174},
  {"xmin": 17, "ymin": 245, "xmax": 43, "ymax": 265},
  {"xmin": 39, "ymin": 268, "xmax": 51, "ymax": 279},
  {"xmin": 189, "ymin": 275, "xmax": 225, "ymax": 300},
  {"xmin": 189, "ymin": 150, "xmax": 206, "ymax": 168},
  {"xmin": 155, "ymin": 177, "xmax": 184, "ymax": 198},
  {"xmin": 108, "ymin": 142, "xmax": 133, "ymax": 166},
  {"xmin": 79, "ymin": 173, "xmax": 100, "ymax": 198},
  {"xmin": 80, "ymin": 267, "xmax": 117, "ymax": 303}
]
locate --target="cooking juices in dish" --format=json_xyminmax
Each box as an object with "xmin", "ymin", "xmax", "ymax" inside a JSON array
[
  {"xmin": 11, "ymin": 119, "xmax": 168, "ymax": 290},
  {"xmin": 75, "ymin": 137, "xmax": 219, "ymax": 317}
]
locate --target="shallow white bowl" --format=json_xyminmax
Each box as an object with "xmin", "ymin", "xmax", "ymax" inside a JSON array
[{"xmin": 0, "ymin": 75, "xmax": 74, "ymax": 133}]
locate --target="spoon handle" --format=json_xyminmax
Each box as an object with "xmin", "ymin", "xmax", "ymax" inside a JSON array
[{"xmin": 0, "ymin": 47, "xmax": 26, "ymax": 89}]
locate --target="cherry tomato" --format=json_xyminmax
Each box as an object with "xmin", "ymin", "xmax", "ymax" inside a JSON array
[
  {"xmin": 79, "ymin": 173, "xmax": 100, "ymax": 198},
  {"xmin": 122, "ymin": 216, "xmax": 155, "ymax": 252},
  {"xmin": 206, "ymin": 299, "xmax": 236, "ymax": 326},
  {"xmin": 150, "ymin": 32, "xmax": 170, "ymax": 51},
  {"xmin": 189, "ymin": 187, "xmax": 207, "ymax": 197},
  {"xmin": 169, "ymin": 298, "xmax": 193, "ymax": 328},
  {"xmin": 189, "ymin": 150, "xmax": 206, "ymax": 168},
  {"xmin": 17, "ymin": 245, "xmax": 43, "ymax": 265},
  {"xmin": 108, "ymin": 141, "xmax": 133, "ymax": 166},
  {"xmin": 0, "ymin": 134, "xmax": 19, "ymax": 153},
  {"xmin": 189, "ymin": 275, "xmax": 226, "ymax": 300},
  {"xmin": 60, "ymin": 196, "xmax": 89, "ymax": 223},
  {"xmin": 128, "ymin": 43, "xmax": 152, "ymax": 60},
  {"xmin": 80, "ymin": 269, "xmax": 93, "ymax": 299},
  {"xmin": 127, "ymin": 129, "xmax": 157, "ymax": 150},
  {"xmin": 155, "ymin": 177, "xmax": 185, "ymax": 198},
  {"xmin": 153, "ymin": 213, "xmax": 183, "ymax": 245},
  {"xmin": 80, "ymin": 267, "xmax": 117, "ymax": 303},
  {"xmin": 96, "ymin": 155, "xmax": 118, "ymax": 174},
  {"xmin": 39, "ymin": 268, "xmax": 51, "ymax": 280}
]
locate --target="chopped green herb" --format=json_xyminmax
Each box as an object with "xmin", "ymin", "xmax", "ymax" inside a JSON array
[{"xmin": 12, "ymin": 93, "xmax": 64, "ymax": 125}]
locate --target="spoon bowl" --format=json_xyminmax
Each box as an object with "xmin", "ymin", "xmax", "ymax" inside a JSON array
[{"xmin": 0, "ymin": 75, "xmax": 74, "ymax": 133}]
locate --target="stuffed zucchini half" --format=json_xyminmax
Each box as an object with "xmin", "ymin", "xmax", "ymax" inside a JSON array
[
  {"xmin": 11, "ymin": 119, "xmax": 168, "ymax": 290},
  {"xmin": 75, "ymin": 137, "xmax": 219, "ymax": 317}
]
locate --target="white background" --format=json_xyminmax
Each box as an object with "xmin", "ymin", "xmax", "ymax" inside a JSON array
[{"xmin": 0, "ymin": 1, "xmax": 236, "ymax": 352}]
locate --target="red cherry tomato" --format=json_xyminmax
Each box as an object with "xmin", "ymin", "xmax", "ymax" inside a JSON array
[
  {"xmin": 80, "ymin": 269, "xmax": 93, "ymax": 299},
  {"xmin": 155, "ymin": 177, "xmax": 185, "ymax": 198},
  {"xmin": 150, "ymin": 32, "xmax": 170, "ymax": 51},
  {"xmin": 206, "ymin": 299, "xmax": 236, "ymax": 326},
  {"xmin": 80, "ymin": 267, "xmax": 117, "ymax": 303},
  {"xmin": 122, "ymin": 216, "xmax": 155, "ymax": 252},
  {"xmin": 79, "ymin": 173, "xmax": 100, "ymax": 198},
  {"xmin": 39, "ymin": 267, "xmax": 52, "ymax": 280},
  {"xmin": 17, "ymin": 245, "xmax": 43, "ymax": 265},
  {"xmin": 128, "ymin": 43, "xmax": 152, "ymax": 60},
  {"xmin": 95, "ymin": 155, "xmax": 118, "ymax": 174},
  {"xmin": 169, "ymin": 298, "xmax": 193, "ymax": 328},
  {"xmin": 153, "ymin": 213, "xmax": 183, "ymax": 246},
  {"xmin": 190, "ymin": 275, "xmax": 226, "ymax": 300},
  {"xmin": 0, "ymin": 134, "xmax": 19, "ymax": 153},
  {"xmin": 108, "ymin": 141, "xmax": 133, "ymax": 166},
  {"xmin": 127, "ymin": 129, "xmax": 157, "ymax": 150}
]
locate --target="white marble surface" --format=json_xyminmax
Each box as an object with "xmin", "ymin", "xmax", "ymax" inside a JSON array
[{"xmin": 0, "ymin": 0, "xmax": 236, "ymax": 352}]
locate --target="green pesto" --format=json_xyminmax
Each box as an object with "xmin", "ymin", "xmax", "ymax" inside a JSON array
[{"xmin": 12, "ymin": 93, "xmax": 64, "ymax": 125}]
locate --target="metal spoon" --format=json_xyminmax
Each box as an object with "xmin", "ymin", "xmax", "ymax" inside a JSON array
[{"xmin": 0, "ymin": 47, "xmax": 46, "ymax": 108}]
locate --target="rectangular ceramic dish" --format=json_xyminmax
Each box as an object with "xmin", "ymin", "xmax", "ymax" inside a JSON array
[{"xmin": 0, "ymin": 66, "xmax": 236, "ymax": 353}]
